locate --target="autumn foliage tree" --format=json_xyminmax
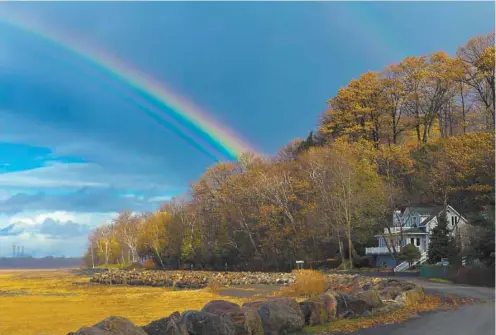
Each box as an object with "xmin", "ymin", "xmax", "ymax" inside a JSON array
[{"xmin": 84, "ymin": 33, "xmax": 494, "ymax": 271}]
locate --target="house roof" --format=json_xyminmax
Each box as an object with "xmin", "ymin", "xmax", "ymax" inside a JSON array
[
  {"xmin": 408, "ymin": 205, "xmax": 443, "ymax": 216},
  {"xmin": 419, "ymin": 214, "xmax": 437, "ymax": 227},
  {"xmin": 414, "ymin": 205, "xmax": 468, "ymax": 227}
]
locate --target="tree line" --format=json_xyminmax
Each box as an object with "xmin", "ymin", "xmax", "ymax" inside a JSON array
[{"xmin": 83, "ymin": 33, "xmax": 495, "ymax": 271}]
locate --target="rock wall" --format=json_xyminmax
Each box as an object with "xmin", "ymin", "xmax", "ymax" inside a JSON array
[
  {"xmin": 68, "ymin": 276, "xmax": 425, "ymax": 335},
  {"xmin": 90, "ymin": 270, "xmax": 295, "ymax": 289}
]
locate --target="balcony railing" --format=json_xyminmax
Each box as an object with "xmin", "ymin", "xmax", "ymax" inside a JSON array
[{"xmin": 365, "ymin": 247, "xmax": 393, "ymax": 255}]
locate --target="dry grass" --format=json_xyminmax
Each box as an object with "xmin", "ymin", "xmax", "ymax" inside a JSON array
[
  {"xmin": 428, "ymin": 278, "xmax": 452, "ymax": 284},
  {"xmin": 205, "ymin": 279, "xmax": 221, "ymax": 294},
  {"xmin": 0, "ymin": 269, "xmax": 246, "ymax": 335},
  {"xmin": 279, "ymin": 270, "xmax": 328, "ymax": 298}
]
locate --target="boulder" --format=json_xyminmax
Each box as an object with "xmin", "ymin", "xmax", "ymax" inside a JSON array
[
  {"xmin": 243, "ymin": 300, "xmax": 304, "ymax": 335},
  {"xmin": 201, "ymin": 300, "xmax": 263, "ymax": 335},
  {"xmin": 362, "ymin": 283, "xmax": 372, "ymax": 291},
  {"xmin": 377, "ymin": 279, "xmax": 415, "ymax": 291},
  {"xmin": 379, "ymin": 287, "xmax": 403, "ymax": 300},
  {"xmin": 371, "ymin": 301, "xmax": 402, "ymax": 315},
  {"xmin": 92, "ymin": 316, "xmax": 147, "ymax": 335},
  {"xmin": 395, "ymin": 286, "xmax": 425, "ymax": 305},
  {"xmin": 353, "ymin": 290, "xmax": 383, "ymax": 308},
  {"xmin": 179, "ymin": 310, "xmax": 235, "ymax": 335},
  {"xmin": 347, "ymin": 276, "xmax": 362, "ymax": 291},
  {"xmin": 299, "ymin": 300, "xmax": 326, "ymax": 326},
  {"xmin": 73, "ymin": 327, "xmax": 110, "ymax": 335},
  {"xmin": 329, "ymin": 292, "xmax": 351, "ymax": 319},
  {"xmin": 319, "ymin": 291, "xmax": 338, "ymax": 321},
  {"xmin": 231, "ymin": 307, "xmax": 264, "ymax": 335},
  {"xmin": 202, "ymin": 300, "xmax": 241, "ymax": 315},
  {"xmin": 266, "ymin": 298, "xmax": 304, "ymax": 321},
  {"xmin": 334, "ymin": 291, "xmax": 376, "ymax": 318},
  {"xmin": 377, "ymin": 279, "xmax": 418, "ymax": 301},
  {"xmin": 142, "ymin": 312, "xmax": 187, "ymax": 335}
]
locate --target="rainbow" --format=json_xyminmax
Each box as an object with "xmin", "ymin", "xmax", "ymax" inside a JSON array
[{"xmin": 0, "ymin": 12, "xmax": 255, "ymax": 161}]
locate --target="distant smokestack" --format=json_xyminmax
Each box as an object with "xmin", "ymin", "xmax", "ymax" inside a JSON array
[
  {"xmin": 21, "ymin": 246, "xmax": 24, "ymax": 257},
  {"xmin": 12, "ymin": 244, "xmax": 16, "ymax": 258},
  {"xmin": 17, "ymin": 245, "xmax": 21, "ymax": 257}
]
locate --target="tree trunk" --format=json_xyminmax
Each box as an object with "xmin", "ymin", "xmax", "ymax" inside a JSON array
[
  {"xmin": 392, "ymin": 111, "xmax": 398, "ymax": 145},
  {"xmin": 460, "ymin": 84, "xmax": 467, "ymax": 134},
  {"xmin": 104, "ymin": 243, "xmax": 109, "ymax": 267},
  {"xmin": 337, "ymin": 231, "xmax": 346, "ymax": 269},
  {"xmin": 155, "ymin": 248, "xmax": 165, "ymax": 269},
  {"xmin": 347, "ymin": 224, "xmax": 353, "ymax": 269},
  {"xmin": 90, "ymin": 242, "xmax": 95, "ymax": 268}
]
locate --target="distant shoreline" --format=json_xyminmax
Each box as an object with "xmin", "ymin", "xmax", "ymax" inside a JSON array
[{"xmin": 0, "ymin": 257, "xmax": 82, "ymax": 269}]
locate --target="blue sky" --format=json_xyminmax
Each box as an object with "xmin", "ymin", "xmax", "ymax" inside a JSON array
[{"xmin": 0, "ymin": 2, "xmax": 493, "ymax": 257}]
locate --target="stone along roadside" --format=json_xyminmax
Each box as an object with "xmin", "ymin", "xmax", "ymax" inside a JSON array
[{"xmin": 65, "ymin": 277, "xmax": 425, "ymax": 335}]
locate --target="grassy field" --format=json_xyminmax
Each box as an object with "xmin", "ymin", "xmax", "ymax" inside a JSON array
[{"xmin": 0, "ymin": 269, "xmax": 248, "ymax": 335}]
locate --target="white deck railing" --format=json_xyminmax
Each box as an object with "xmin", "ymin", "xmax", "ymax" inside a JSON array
[{"xmin": 365, "ymin": 247, "xmax": 392, "ymax": 255}]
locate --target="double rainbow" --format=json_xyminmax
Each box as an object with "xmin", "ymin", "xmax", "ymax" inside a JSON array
[{"xmin": 0, "ymin": 12, "xmax": 254, "ymax": 161}]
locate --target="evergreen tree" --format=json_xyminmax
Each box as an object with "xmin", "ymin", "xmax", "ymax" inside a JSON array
[
  {"xmin": 399, "ymin": 243, "xmax": 421, "ymax": 267},
  {"xmin": 300, "ymin": 131, "xmax": 315, "ymax": 152},
  {"xmin": 428, "ymin": 210, "xmax": 457, "ymax": 263},
  {"xmin": 469, "ymin": 212, "xmax": 495, "ymax": 267}
]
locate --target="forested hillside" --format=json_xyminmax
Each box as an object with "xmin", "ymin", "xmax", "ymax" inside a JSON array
[{"xmin": 84, "ymin": 33, "xmax": 495, "ymax": 272}]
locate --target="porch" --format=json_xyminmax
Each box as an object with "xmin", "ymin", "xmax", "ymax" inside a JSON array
[{"xmin": 366, "ymin": 230, "xmax": 428, "ymax": 256}]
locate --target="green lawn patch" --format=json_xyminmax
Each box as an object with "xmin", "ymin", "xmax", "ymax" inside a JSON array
[{"xmin": 428, "ymin": 278, "xmax": 452, "ymax": 284}]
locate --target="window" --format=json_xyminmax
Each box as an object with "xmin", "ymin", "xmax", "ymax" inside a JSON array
[
  {"xmin": 416, "ymin": 238, "xmax": 420, "ymax": 246},
  {"xmin": 410, "ymin": 238, "xmax": 414, "ymax": 245}
]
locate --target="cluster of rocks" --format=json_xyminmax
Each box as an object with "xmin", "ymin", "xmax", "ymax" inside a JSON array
[
  {"xmin": 67, "ymin": 278, "xmax": 424, "ymax": 335},
  {"xmin": 90, "ymin": 270, "xmax": 295, "ymax": 289},
  {"xmin": 325, "ymin": 274, "xmax": 383, "ymax": 292}
]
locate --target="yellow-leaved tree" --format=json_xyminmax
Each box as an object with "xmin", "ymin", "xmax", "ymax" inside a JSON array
[{"xmin": 139, "ymin": 211, "xmax": 170, "ymax": 268}]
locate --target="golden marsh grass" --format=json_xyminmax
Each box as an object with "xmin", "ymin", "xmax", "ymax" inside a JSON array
[
  {"xmin": 0, "ymin": 269, "xmax": 247, "ymax": 335},
  {"xmin": 279, "ymin": 269, "xmax": 328, "ymax": 298}
]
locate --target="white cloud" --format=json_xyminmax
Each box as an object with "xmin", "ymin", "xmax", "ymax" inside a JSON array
[
  {"xmin": 34, "ymin": 211, "xmax": 75, "ymax": 224},
  {"xmin": 0, "ymin": 161, "xmax": 177, "ymax": 194},
  {"xmin": 0, "ymin": 162, "xmax": 107, "ymax": 188},
  {"xmin": 0, "ymin": 211, "xmax": 116, "ymax": 230},
  {"xmin": 148, "ymin": 195, "xmax": 173, "ymax": 202},
  {"xmin": 0, "ymin": 211, "xmax": 118, "ymax": 257},
  {"xmin": 10, "ymin": 217, "xmax": 36, "ymax": 226}
]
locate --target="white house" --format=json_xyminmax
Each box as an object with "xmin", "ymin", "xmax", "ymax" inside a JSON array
[{"xmin": 366, "ymin": 205, "xmax": 467, "ymax": 271}]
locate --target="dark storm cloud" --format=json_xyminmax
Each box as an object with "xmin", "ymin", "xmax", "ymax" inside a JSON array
[
  {"xmin": 37, "ymin": 218, "xmax": 92, "ymax": 239},
  {"xmin": 0, "ymin": 188, "xmax": 172, "ymax": 215}
]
